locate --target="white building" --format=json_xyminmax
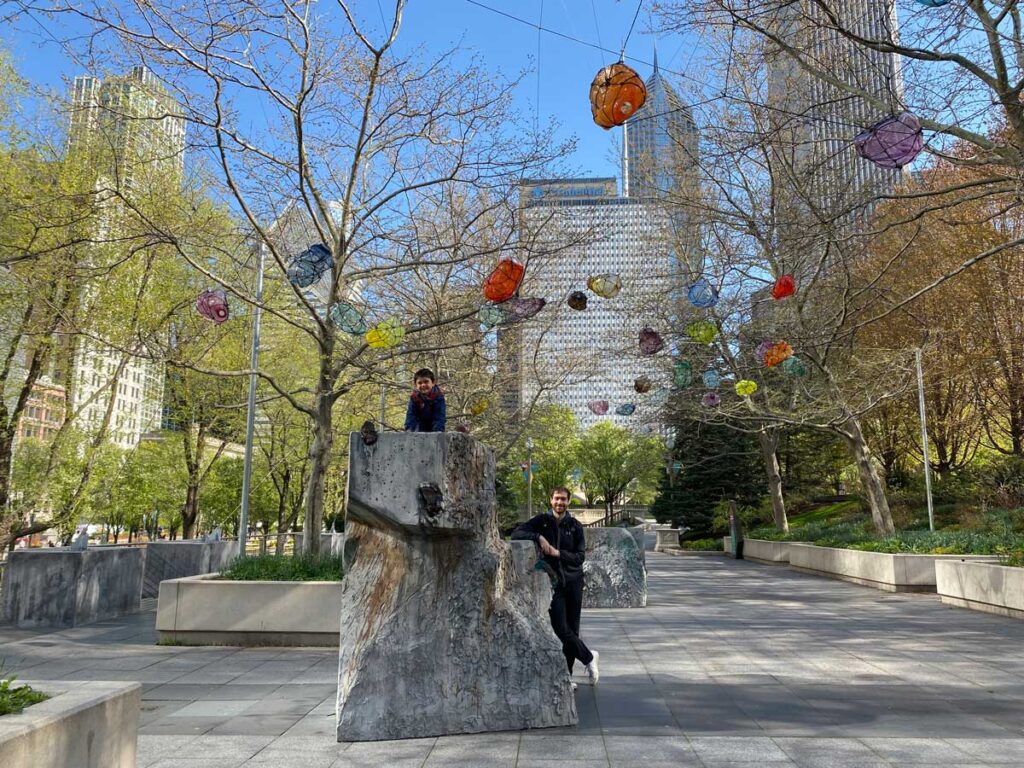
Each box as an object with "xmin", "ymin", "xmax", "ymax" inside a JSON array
[
  {"xmin": 64, "ymin": 66, "xmax": 185, "ymax": 448},
  {"xmin": 514, "ymin": 179, "xmax": 674, "ymax": 431}
]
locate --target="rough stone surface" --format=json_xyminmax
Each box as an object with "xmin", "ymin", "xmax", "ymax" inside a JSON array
[
  {"xmin": 582, "ymin": 527, "xmax": 647, "ymax": 608},
  {"xmin": 2, "ymin": 547, "xmax": 145, "ymax": 628},
  {"xmin": 142, "ymin": 540, "xmax": 239, "ymax": 598},
  {"xmin": 338, "ymin": 431, "xmax": 577, "ymax": 742}
]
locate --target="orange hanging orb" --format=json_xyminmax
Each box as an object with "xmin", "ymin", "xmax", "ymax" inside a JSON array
[
  {"xmin": 590, "ymin": 62, "xmax": 647, "ymax": 130},
  {"xmin": 483, "ymin": 259, "xmax": 525, "ymax": 303},
  {"xmin": 764, "ymin": 341, "xmax": 794, "ymax": 368}
]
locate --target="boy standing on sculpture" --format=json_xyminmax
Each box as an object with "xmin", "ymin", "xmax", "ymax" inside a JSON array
[
  {"xmin": 512, "ymin": 487, "xmax": 599, "ymax": 685},
  {"xmin": 404, "ymin": 368, "xmax": 446, "ymax": 433}
]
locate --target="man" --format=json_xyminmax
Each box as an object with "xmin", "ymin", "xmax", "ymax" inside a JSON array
[{"xmin": 512, "ymin": 487, "xmax": 599, "ymax": 686}]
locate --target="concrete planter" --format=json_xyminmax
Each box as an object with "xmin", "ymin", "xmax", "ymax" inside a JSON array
[
  {"xmin": 0, "ymin": 681, "xmax": 140, "ymax": 768},
  {"xmin": 156, "ymin": 573, "xmax": 343, "ymax": 646},
  {"xmin": 2, "ymin": 547, "xmax": 145, "ymax": 628},
  {"xmin": 936, "ymin": 560, "xmax": 1024, "ymax": 619},
  {"xmin": 787, "ymin": 542, "xmax": 998, "ymax": 592},
  {"xmin": 743, "ymin": 539, "xmax": 795, "ymax": 564},
  {"xmin": 652, "ymin": 526, "xmax": 679, "ymax": 552}
]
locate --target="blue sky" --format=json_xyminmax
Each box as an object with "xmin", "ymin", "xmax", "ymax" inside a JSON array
[{"xmin": 3, "ymin": 0, "xmax": 701, "ymax": 185}]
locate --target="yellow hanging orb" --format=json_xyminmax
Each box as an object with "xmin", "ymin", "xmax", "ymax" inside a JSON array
[
  {"xmin": 366, "ymin": 318, "xmax": 405, "ymax": 349},
  {"xmin": 735, "ymin": 379, "xmax": 758, "ymax": 397},
  {"xmin": 469, "ymin": 397, "xmax": 490, "ymax": 416},
  {"xmin": 686, "ymin": 321, "xmax": 717, "ymax": 345},
  {"xmin": 587, "ymin": 273, "xmax": 622, "ymax": 299}
]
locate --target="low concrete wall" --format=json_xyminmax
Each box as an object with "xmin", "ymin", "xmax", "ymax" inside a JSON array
[
  {"xmin": 157, "ymin": 573, "xmax": 344, "ymax": 646},
  {"xmin": 582, "ymin": 528, "xmax": 646, "ymax": 608},
  {"xmin": 2, "ymin": 548, "xmax": 145, "ymax": 628},
  {"xmin": 744, "ymin": 539, "xmax": 794, "ymax": 564},
  {"xmin": 0, "ymin": 680, "xmax": 140, "ymax": 768},
  {"xmin": 787, "ymin": 543, "xmax": 998, "ymax": 592},
  {"xmin": 936, "ymin": 560, "xmax": 1024, "ymax": 619},
  {"xmin": 142, "ymin": 540, "xmax": 239, "ymax": 598}
]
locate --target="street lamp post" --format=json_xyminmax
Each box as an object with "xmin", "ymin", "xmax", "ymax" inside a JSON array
[
  {"xmin": 525, "ymin": 438, "xmax": 534, "ymax": 522},
  {"xmin": 239, "ymin": 240, "xmax": 266, "ymax": 556},
  {"xmin": 915, "ymin": 348, "xmax": 935, "ymax": 532}
]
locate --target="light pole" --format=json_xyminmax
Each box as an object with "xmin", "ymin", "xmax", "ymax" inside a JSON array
[
  {"xmin": 915, "ymin": 348, "xmax": 935, "ymax": 532},
  {"xmin": 239, "ymin": 240, "xmax": 266, "ymax": 556},
  {"xmin": 525, "ymin": 438, "xmax": 534, "ymax": 522}
]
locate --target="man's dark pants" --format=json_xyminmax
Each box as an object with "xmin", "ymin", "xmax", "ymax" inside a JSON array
[{"xmin": 549, "ymin": 576, "xmax": 593, "ymax": 672}]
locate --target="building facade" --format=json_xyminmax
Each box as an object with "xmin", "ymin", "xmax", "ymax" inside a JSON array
[{"xmin": 513, "ymin": 179, "xmax": 674, "ymax": 431}]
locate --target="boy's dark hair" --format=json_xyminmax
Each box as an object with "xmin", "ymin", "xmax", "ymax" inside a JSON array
[
  {"xmin": 550, "ymin": 486, "xmax": 571, "ymax": 499},
  {"xmin": 413, "ymin": 368, "xmax": 436, "ymax": 383}
]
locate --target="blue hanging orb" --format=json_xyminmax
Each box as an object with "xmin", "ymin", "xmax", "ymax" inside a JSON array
[
  {"xmin": 615, "ymin": 403, "xmax": 637, "ymax": 416},
  {"xmin": 915, "ymin": 0, "xmax": 952, "ymax": 6},
  {"xmin": 702, "ymin": 370, "xmax": 721, "ymax": 390},
  {"xmin": 687, "ymin": 277, "xmax": 719, "ymax": 309},
  {"xmin": 287, "ymin": 243, "xmax": 332, "ymax": 288}
]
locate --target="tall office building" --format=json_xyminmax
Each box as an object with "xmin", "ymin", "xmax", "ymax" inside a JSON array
[
  {"xmin": 63, "ymin": 66, "xmax": 186, "ymax": 449},
  {"xmin": 766, "ymin": 0, "xmax": 904, "ymax": 231},
  {"xmin": 512, "ymin": 179, "xmax": 673, "ymax": 431}
]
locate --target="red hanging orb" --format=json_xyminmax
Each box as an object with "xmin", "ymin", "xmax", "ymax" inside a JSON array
[
  {"xmin": 483, "ymin": 259, "xmax": 525, "ymax": 303},
  {"xmin": 772, "ymin": 274, "xmax": 796, "ymax": 301},
  {"xmin": 590, "ymin": 62, "xmax": 647, "ymax": 130}
]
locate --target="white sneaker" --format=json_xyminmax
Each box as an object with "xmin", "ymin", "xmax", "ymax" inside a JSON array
[
  {"xmin": 571, "ymin": 681, "xmax": 578, "ymax": 691},
  {"xmin": 585, "ymin": 651, "xmax": 599, "ymax": 685}
]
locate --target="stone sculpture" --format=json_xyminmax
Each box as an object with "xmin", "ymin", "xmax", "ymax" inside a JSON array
[
  {"xmin": 582, "ymin": 527, "xmax": 647, "ymax": 608},
  {"xmin": 337, "ymin": 431, "xmax": 577, "ymax": 741}
]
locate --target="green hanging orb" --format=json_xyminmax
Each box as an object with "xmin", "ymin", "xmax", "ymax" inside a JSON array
[
  {"xmin": 674, "ymin": 361, "xmax": 692, "ymax": 388},
  {"xmin": 782, "ymin": 356, "xmax": 808, "ymax": 377},
  {"xmin": 329, "ymin": 301, "xmax": 368, "ymax": 335}
]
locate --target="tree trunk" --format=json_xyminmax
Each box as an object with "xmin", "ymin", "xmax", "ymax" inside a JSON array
[
  {"xmin": 182, "ymin": 483, "xmax": 200, "ymax": 539},
  {"xmin": 302, "ymin": 394, "xmax": 334, "ymax": 557},
  {"xmin": 757, "ymin": 428, "xmax": 788, "ymax": 532},
  {"xmin": 840, "ymin": 416, "xmax": 894, "ymax": 534}
]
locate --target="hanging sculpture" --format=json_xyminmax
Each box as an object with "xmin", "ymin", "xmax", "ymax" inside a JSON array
[
  {"xmin": 478, "ymin": 305, "xmax": 506, "ymax": 328},
  {"xmin": 702, "ymin": 392, "xmax": 721, "ymax": 408},
  {"xmin": 634, "ymin": 376, "xmax": 653, "ymax": 393},
  {"xmin": 772, "ymin": 274, "xmax": 796, "ymax": 300},
  {"xmin": 196, "ymin": 289, "xmax": 229, "ymax": 324},
  {"xmin": 650, "ymin": 387, "xmax": 671, "ymax": 407},
  {"xmin": 469, "ymin": 397, "xmax": 490, "ymax": 417},
  {"xmin": 587, "ymin": 273, "xmax": 622, "ymax": 299},
  {"xmin": 287, "ymin": 243, "xmax": 332, "ymax": 288},
  {"xmin": 588, "ymin": 399, "xmax": 609, "ymax": 415},
  {"xmin": 782, "ymin": 356, "xmax": 808, "ymax": 377},
  {"xmin": 674, "ymin": 361, "xmax": 693, "ymax": 388},
  {"xmin": 454, "ymin": 424, "xmax": 472, "ymax": 434},
  {"xmin": 589, "ymin": 61, "xmax": 647, "ymax": 129},
  {"xmin": 329, "ymin": 301, "xmax": 367, "ymax": 335},
  {"xmin": 366, "ymin": 318, "xmax": 405, "ymax": 349},
  {"xmin": 915, "ymin": 0, "xmax": 952, "ymax": 5},
  {"xmin": 505, "ymin": 297, "xmax": 546, "ymax": 322},
  {"xmin": 735, "ymin": 379, "xmax": 758, "ymax": 397},
  {"xmin": 687, "ymin": 277, "xmax": 718, "ymax": 308},
  {"xmin": 763, "ymin": 341, "xmax": 794, "ymax": 368},
  {"xmin": 754, "ymin": 340, "xmax": 773, "ymax": 364},
  {"xmin": 615, "ymin": 403, "xmax": 636, "ymax": 416},
  {"xmin": 702, "ymin": 370, "xmax": 721, "ymax": 390},
  {"xmin": 687, "ymin": 321, "xmax": 717, "ymax": 345},
  {"xmin": 638, "ymin": 327, "xmax": 665, "ymax": 355},
  {"xmin": 854, "ymin": 112, "xmax": 924, "ymax": 169},
  {"xmin": 483, "ymin": 258, "xmax": 526, "ymax": 303},
  {"xmin": 567, "ymin": 291, "xmax": 588, "ymax": 311}
]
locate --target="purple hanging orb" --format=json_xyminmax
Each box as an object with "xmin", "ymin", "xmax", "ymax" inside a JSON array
[
  {"xmin": 638, "ymin": 327, "xmax": 665, "ymax": 355},
  {"xmin": 702, "ymin": 391, "xmax": 721, "ymax": 408},
  {"xmin": 196, "ymin": 289, "xmax": 229, "ymax": 324},
  {"xmin": 505, "ymin": 297, "xmax": 546, "ymax": 322},
  {"xmin": 854, "ymin": 112, "xmax": 924, "ymax": 169},
  {"xmin": 755, "ymin": 340, "xmax": 773, "ymax": 364},
  {"xmin": 588, "ymin": 399, "xmax": 609, "ymax": 415}
]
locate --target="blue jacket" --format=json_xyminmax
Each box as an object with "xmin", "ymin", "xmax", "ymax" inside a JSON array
[{"xmin": 404, "ymin": 386, "xmax": 446, "ymax": 432}]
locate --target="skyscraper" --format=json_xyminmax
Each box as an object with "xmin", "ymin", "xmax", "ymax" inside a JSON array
[
  {"xmin": 513, "ymin": 179, "xmax": 673, "ymax": 431},
  {"xmin": 64, "ymin": 66, "xmax": 187, "ymax": 449}
]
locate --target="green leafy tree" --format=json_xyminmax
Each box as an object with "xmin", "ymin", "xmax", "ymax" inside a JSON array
[{"xmin": 575, "ymin": 423, "xmax": 664, "ymax": 515}]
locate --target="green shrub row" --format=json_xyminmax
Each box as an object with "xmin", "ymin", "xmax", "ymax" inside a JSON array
[{"xmin": 220, "ymin": 554, "xmax": 345, "ymax": 582}]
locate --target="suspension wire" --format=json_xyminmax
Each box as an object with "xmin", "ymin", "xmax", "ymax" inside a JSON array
[
  {"xmin": 536, "ymin": 0, "xmax": 544, "ymax": 136},
  {"xmin": 621, "ymin": 0, "xmax": 644, "ymax": 60}
]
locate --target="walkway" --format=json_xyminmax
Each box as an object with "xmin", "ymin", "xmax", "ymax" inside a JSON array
[{"xmin": 3, "ymin": 552, "xmax": 1024, "ymax": 766}]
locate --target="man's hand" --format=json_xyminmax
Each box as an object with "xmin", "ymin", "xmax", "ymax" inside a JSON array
[{"xmin": 538, "ymin": 536, "xmax": 559, "ymax": 558}]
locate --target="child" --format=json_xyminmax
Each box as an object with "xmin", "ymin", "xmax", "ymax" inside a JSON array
[{"xmin": 404, "ymin": 368, "xmax": 447, "ymax": 433}]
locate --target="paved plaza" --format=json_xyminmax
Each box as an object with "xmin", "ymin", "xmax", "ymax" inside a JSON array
[{"xmin": 4, "ymin": 552, "xmax": 1024, "ymax": 766}]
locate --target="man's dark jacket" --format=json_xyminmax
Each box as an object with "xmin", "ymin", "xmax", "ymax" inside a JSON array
[
  {"xmin": 511, "ymin": 510, "xmax": 586, "ymax": 584},
  {"xmin": 404, "ymin": 386, "xmax": 446, "ymax": 432}
]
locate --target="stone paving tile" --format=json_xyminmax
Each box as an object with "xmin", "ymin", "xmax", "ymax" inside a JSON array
[
  {"xmin": 687, "ymin": 736, "xmax": 793, "ymax": 762},
  {"xmin": 172, "ymin": 700, "xmax": 256, "ymax": 717},
  {"xmin": 209, "ymin": 714, "xmax": 303, "ymax": 735},
  {"xmin": 519, "ymin": 733, "xmax": 605, "ymax": 760},
  {"xmin": 944, "ymin": 738, "xmax": 1024, "ymax": 764}
]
